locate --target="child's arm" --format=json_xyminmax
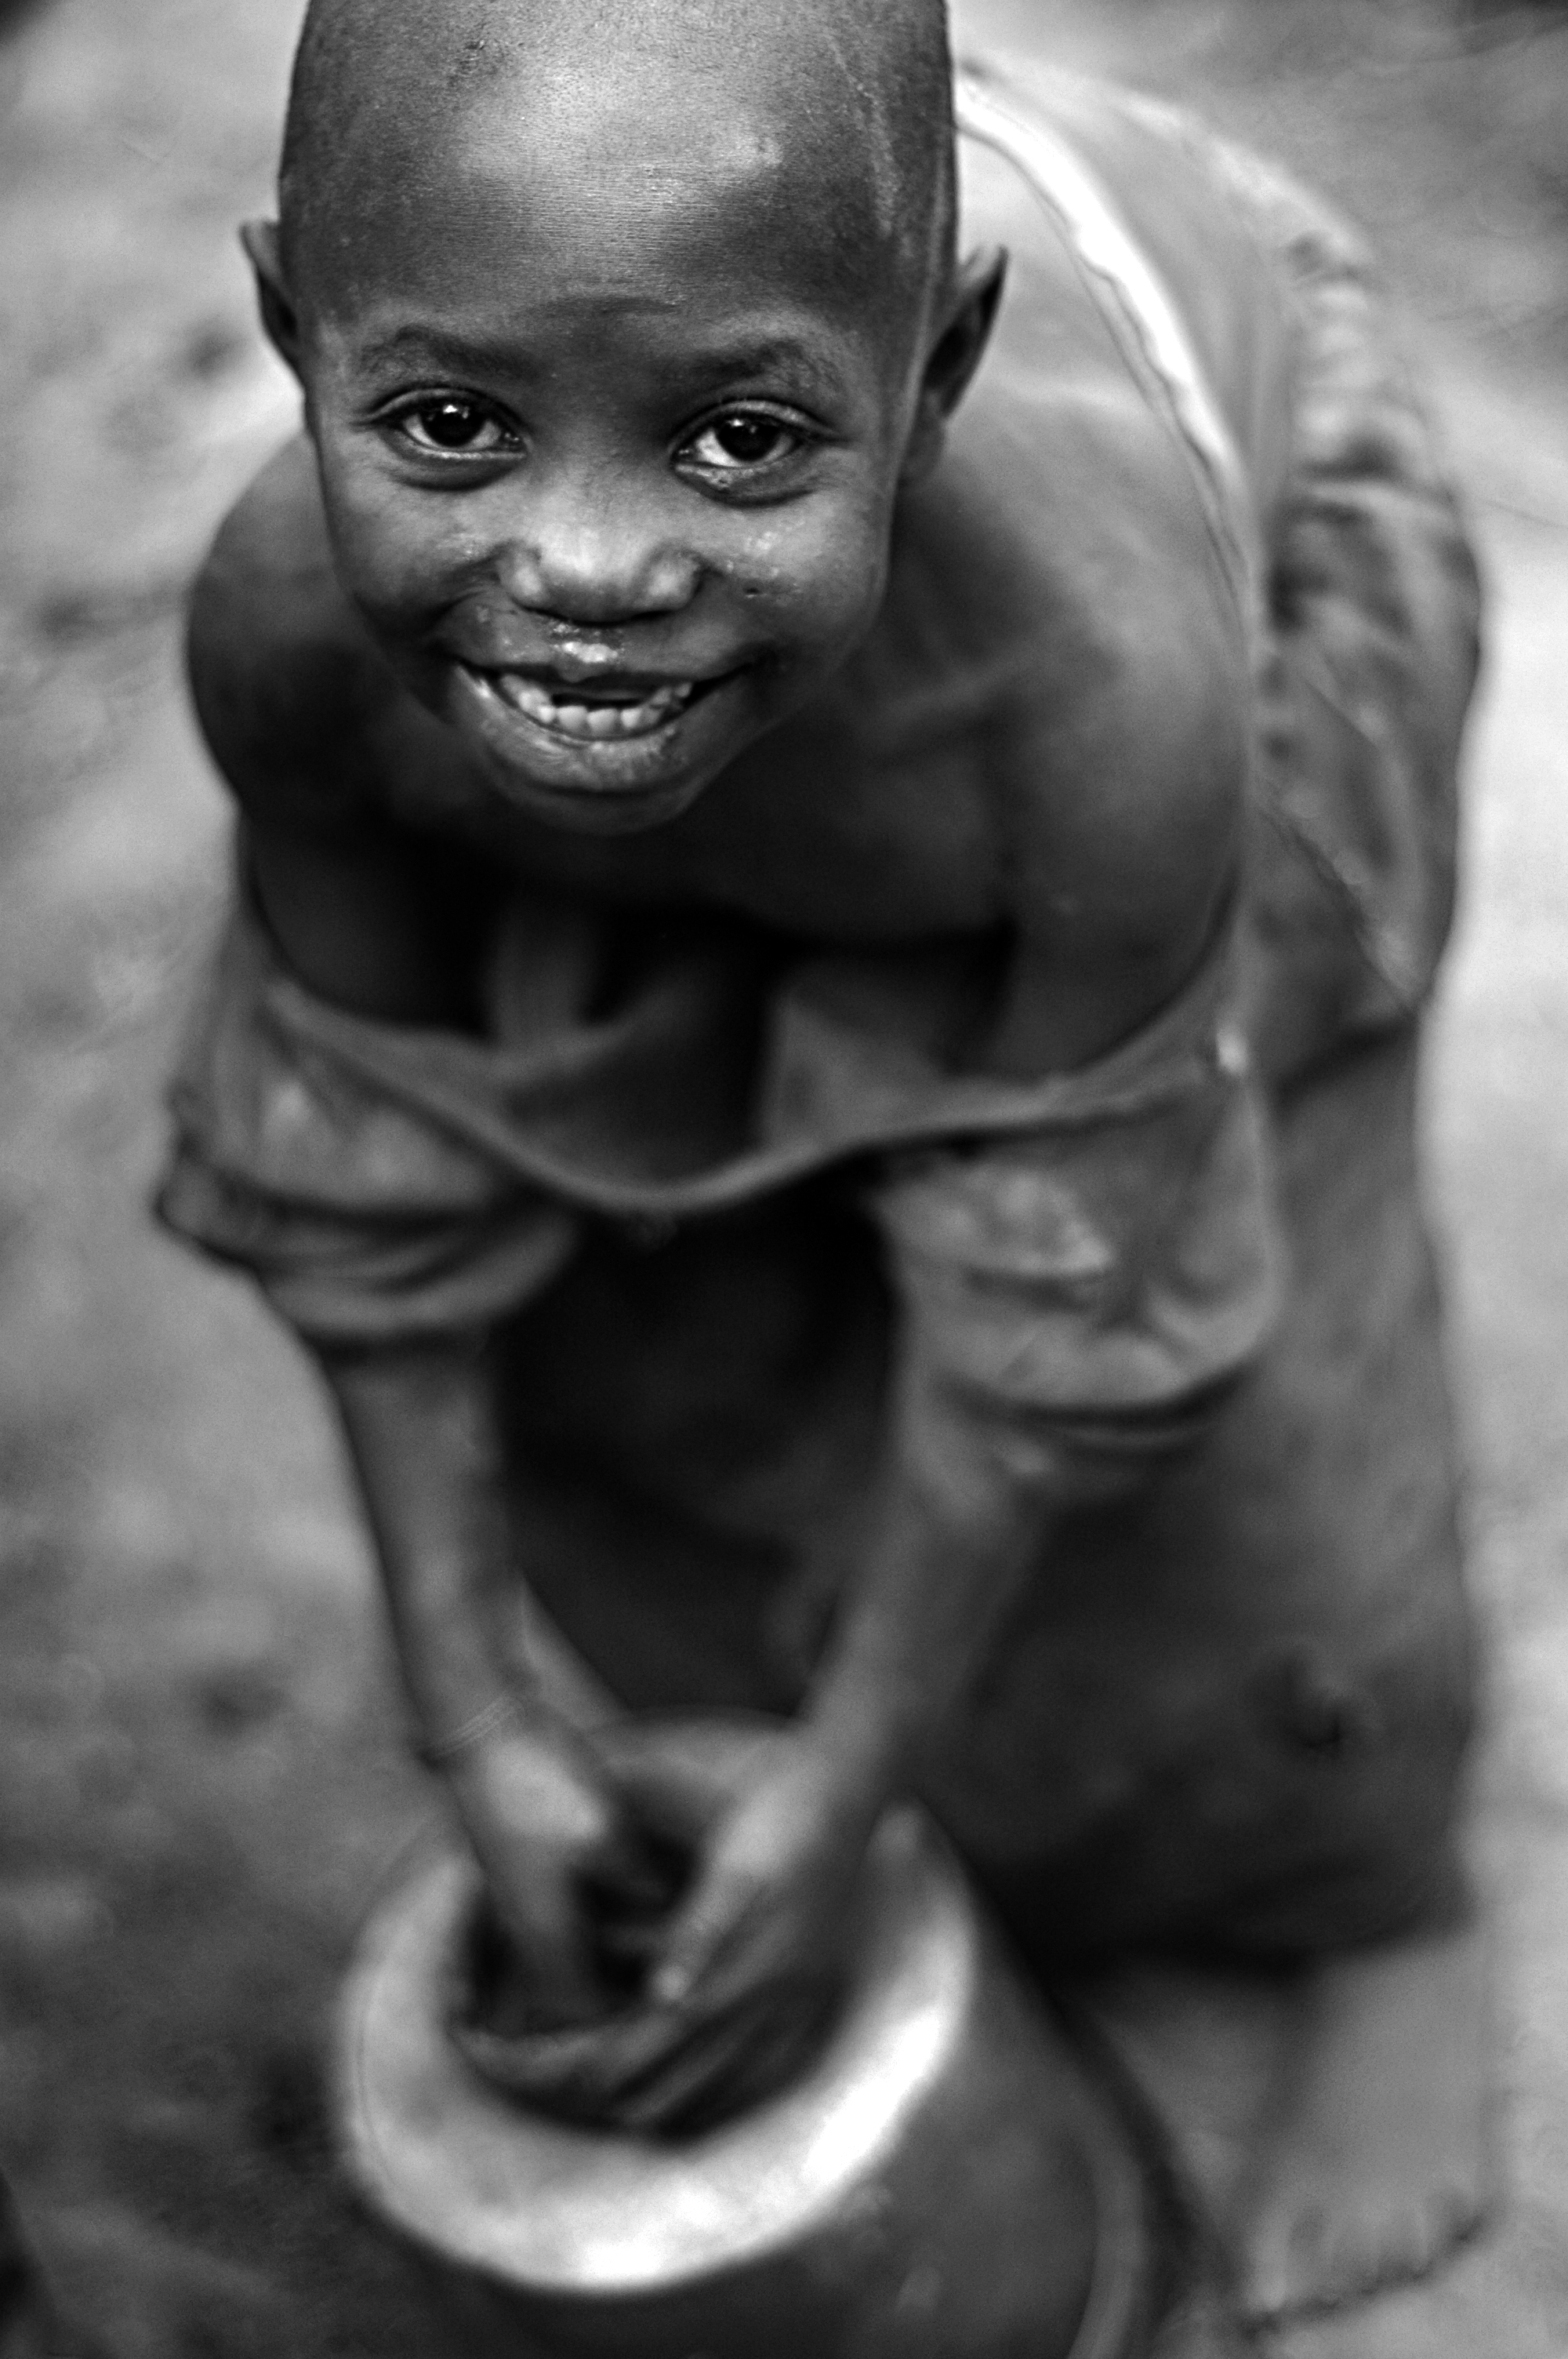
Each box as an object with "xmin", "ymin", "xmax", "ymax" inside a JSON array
[
  {"xmin": 641, "ymin": 598, "xmax": 1257, "ymax": 2050},
  {"xmin": 325, "ymin": 1337, "xmax": 644, "ymax": 2023},
  {"xmin": 242, "ymin": 813, "xmax": 646, "ymax": 2023},
  {"xmin": 639, "ymin": 1370, "xmax": 1083, "ymax": 2025}
]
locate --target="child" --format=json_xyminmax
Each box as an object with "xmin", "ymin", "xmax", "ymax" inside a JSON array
[{"xmin": 162, "ymin": 0, "xmax": 1487, "ymax": 2321}]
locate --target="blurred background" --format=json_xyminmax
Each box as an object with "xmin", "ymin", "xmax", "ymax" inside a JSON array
[{"xmin": 1, "ymin": 0, "xmax": 1567, "ymax": 2350}]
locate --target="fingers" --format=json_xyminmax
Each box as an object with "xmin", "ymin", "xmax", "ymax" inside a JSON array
[
  {"xmin": 470, "ymin": 1829, "xmax": 602, "ymax": 2026},
  {"xmin": 610, "ymin": 1988, "xmax": 834, "ymax": 2135},
  {"xmin": 453, "ymin": 2014, "xmax": 646, "ymax": 2120},
  {"xmin": 608, "ymin": 1999, "xmax": 783, "ymax": 2134},
  {"xmin": 648, "ymin": 1859, "xmax": 758, "ymax": 2008},
  {"xmin": 443, "ymin": 1721, "xmax": 636, "ymax": 2025},
  {"xmin": 453, "ymin": 1850, "xmax": 836, "ymax": 2133},
  {"xmin": 482, "ymin": 1991, "xmax": 794, "ymax": 2134},
  {"xmin": 459, "ymin": 1958, "xmax": 829, "ymax": 2134}
]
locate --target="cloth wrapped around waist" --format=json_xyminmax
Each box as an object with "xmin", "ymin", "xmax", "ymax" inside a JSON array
[{"xmin": 159, "ymin": 878, "xmax": 1281, "ymax": 1452}]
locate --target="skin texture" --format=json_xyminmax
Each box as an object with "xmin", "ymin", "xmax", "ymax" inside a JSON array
[{"xmin": 191, "ymin": 0, "xmax": 1489, "ymax": 2320}]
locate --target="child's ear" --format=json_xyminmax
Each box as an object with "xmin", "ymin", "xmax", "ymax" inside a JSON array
[
  {"xmin": 902, "ymin": 245, "xmax": 1007, "ymax": 485},
  {"xmin": 241, "ymin": 220, "xmax": 305, "ymax": 380}
]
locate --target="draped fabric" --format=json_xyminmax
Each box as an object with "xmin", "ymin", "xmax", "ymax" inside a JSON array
[{"xmin": 159, "ymin": 881, "xmax": 1280, "ymax": 1448}]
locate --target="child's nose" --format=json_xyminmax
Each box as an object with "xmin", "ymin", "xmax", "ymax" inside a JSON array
[{"xmin": 495, "ymin": 476, "xmax": 701, "ymax": 625}]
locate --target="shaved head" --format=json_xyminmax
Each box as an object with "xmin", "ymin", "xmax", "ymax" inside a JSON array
[{"xmin": 277, "ymin": 0, "xmax": 956, "ymax": 335}]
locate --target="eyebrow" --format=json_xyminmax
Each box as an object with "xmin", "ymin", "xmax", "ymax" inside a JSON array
[
  {"xmin": 355, "ymin": 307, "xmax": 669, "ymax": 370},
  {"xmin": 351, "ymin": 320, "xmax": 851, "ymax": 405},
  {"xmin": 354, "ymin": 322, "xmax": 553, "ymax": 374}
]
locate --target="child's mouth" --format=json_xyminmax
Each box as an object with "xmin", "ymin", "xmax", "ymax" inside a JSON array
[
  {"xmin": 478, "ymin": 669, "xmax": 699, "ymax": 742},
  {"xmin": 450, "ymin": 659, "xmax": 750, "ymax": 827}
]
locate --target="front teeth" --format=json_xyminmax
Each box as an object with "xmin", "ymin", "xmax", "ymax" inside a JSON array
[{"xmin": 488, "ymin": 673, "xmax": 696, "ymax": 740}]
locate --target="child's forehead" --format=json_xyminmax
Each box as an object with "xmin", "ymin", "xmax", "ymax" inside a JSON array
[
  {"xmin": 283, "ymin": 0, "xmax": 953, "ymax": 325},
  {"xmin": 307, "ymin": 77, "xmax": 898, "ymax": 355},
  {"xmin": 310, "ymin": 0, "xmax": 906, "ymax": 165},
  {"xmin": 427, "ymin": 56, "xmax": 865, "ymax": 245}
]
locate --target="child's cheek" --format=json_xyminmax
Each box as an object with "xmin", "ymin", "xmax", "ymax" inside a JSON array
[
  {"xmin": 730, "ymin": 493, "xmax": 891, "ymax": 668},
  {"xmin": 314, "ymin": 447, "xmax": 480, "ymax": 641}
]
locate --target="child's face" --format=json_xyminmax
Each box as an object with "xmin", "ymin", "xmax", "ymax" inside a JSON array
[{"xmin": 260, "ymin": 68, "xmax": 977, "ymax": 836}]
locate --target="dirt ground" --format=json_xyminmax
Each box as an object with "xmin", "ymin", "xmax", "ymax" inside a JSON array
[{"xmin": 2, "ymin": 0, "xmax": 1567, "ymax": 2351}]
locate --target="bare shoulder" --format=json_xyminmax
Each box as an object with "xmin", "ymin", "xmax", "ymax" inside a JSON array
[
  {"xmin": 890, "ymin": 391, "xmax": 1251, "ymax": 1067},
  {"xmin": 993, "ymin": 573, "xmax": 1248, "ymax": 1069},
  {"xmin": 918, "ymin": 60, "xmax": 1291, "ymax": 1064},
  {"xmin": 187, "ymin": 437, "xmax": 495, "ymax": 1023},
  {"xmin": 186, "ymin": 434, "xmax": 425, "ymax": 835}
]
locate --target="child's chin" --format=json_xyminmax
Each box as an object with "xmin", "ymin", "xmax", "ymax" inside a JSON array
[{"xmin": 481, "ymin": 758, "xmax": 712, "ymax": 834}]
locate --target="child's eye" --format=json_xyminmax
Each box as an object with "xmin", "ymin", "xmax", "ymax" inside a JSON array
[
  {"xmin": 390, "ymin": 398, "xmax": 517, "ymax": 457},
  {"xmin": 684, "ymin": 412, "xmax": 804, "ymax": 473}
]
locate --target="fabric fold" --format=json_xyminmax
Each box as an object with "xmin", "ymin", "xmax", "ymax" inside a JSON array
[{"xmin": 159, "ymin": 875, "xmax": 1279, "ymax": 1422}]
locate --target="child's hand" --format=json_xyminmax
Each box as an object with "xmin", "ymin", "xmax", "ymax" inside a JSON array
[
  {"xmin": 602, "ymin": 1729, "xmax": 886, "ymax": 2128},
  {"xmin": 444, "ymin": 1714, "xmax": 645, "ymax": 2026}
]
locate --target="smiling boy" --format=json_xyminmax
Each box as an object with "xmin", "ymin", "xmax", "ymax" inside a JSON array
[{"xmin": 162, "ymin": 0, "xmax": 1487, "ymax": 2322}]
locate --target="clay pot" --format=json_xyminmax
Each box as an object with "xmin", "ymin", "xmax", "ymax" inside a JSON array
[{"xmin": 336, "ymin": 1723, "xmax": 1161, "ymax": 2357}]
